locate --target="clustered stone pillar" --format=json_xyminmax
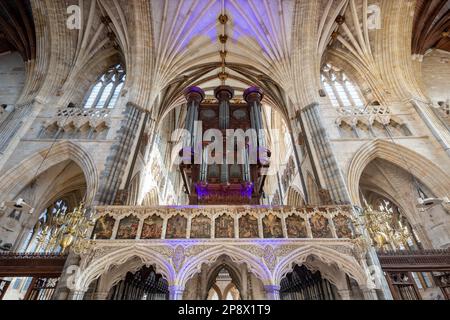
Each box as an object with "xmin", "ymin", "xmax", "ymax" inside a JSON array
[
  {"xmin": 301, "ymin": 103, "xmax": 351, "ymax": 205},
  {"xmin": 169, "ymin": 285, "xmax": 185, "ymax": 300},
  {"xmin": 52, "ymin": 252, "xmax": 83, "ymax": 300},
  {"xmin": 95, "ymin": 103, "xmax": 144, "ymax": 205},
  {"xmin": 264, "ymin": 285, "xmax": 281, "ymax": 300},
  {"xmin": 337, "ymin": 289, "xmax": 352, "ymax": 300},
  {"xmin": 215, "ymin": 85, "xmax": 234, "ymax": 184}
]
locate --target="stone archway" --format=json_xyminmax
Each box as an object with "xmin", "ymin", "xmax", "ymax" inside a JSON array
[
  {"xmin": 347, "ymin": 140, "xmax": 450, "ymax": 206},
  {"xmin": 348, "ymin": 140, "xmax": 450, "ymax": 248},
  {"xmin": 0, "ymin": 141, "xmax": 99, "ymax": 205},
  {"xmin": 73, "ymin": 246, "xmax": 176, "ymax": 298},
  {"xmin": 273, "ymin": 245, "xmax": 371, "ymax": 297}
]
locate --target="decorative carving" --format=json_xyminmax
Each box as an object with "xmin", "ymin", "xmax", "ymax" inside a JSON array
[
  {"xmin": 172, "ymin": 245, "xmax": 185, "ymax": 272},
  {"xmin": 263, "ymin": 245, "xmax": 277, "ymax": 271}
]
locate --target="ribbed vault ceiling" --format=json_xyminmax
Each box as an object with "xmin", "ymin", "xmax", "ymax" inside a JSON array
[
  {"xmin": 413, "ymin": 0, "xmax": 450, "ymax": 55},
  {"xmin": 0, "ymin": 0, "xmax": 35, "ymax": 61}
]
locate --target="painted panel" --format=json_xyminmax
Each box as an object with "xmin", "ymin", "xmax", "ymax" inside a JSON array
[
  {"xmin": 191, "ymin": 215, "xmax": 211, "ymax": 239},
  {"xmin": 262, "ymin": 214, "xmax": 284, "ymax": 238},
  {"xmin": 215, "ymin": 215, "xmax": 235, "ymax": 239},
  {"xmin": 286, "ymin": 215, "xmax": 308, "ymax": 238},
  {"xmin": 141, "ymin": 215, "xmax": 164, "ymax": 239},
  {"xmin": 239, "ymin": 214, "xmax": 259, "ymax": 238},
  {"xmin": 166, "ymin": 215, "xmax": 187, "ymax": 239},
  {"xmin": 116, "ymin": 216, "xmax": 140, "ymax": 240},
  {"xmin": 92, "ymin": 215, "xmax": 115, "ymax": 240}
]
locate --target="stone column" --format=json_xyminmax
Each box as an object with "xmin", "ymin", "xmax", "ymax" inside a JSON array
[
  {"xmin": 301, "ymin": 103, "xmax": 351, "ymax": 204},
  {"xmin": 337, "ymin": 289, "xmax": 352, "ymax": 300},
  {"xmin": 361, "ymin": 286, "xmax": 378, "ymax": 300},
  {"xmin": 94, "ymin": 103, "xmax": 144, "ymax": 205},
  {"xmin": 12, "ymin": 219, "xmax": 35, "ymax": 251},
  {"xmin": 93, "ymin": 291, "xmax": 110, "ymax": 300},
  {"xmin": 52, "ymin": 252, "xmax": 81, "ymax": 300},
  {"xmin": 264, "ymin": 285, "xmax": 281, "ymax": 300},
  {"xmin": 240, "ymin": 265, "xmax": 248, "ymax": 300},
  {"xmin": 68, "ymin": 290, "xmax": 86, "ymax": 301},
  {"xmin": 169, "ymin": 285, "xmax": 185, "ymax": 300}
]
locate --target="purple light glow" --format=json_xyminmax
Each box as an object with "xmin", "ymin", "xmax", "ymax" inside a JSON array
[
  {"xmin": 167, "ymin": 0, "xmax": 285, "ymax": 56},
  {"xmin": 240, "ymin": 182, "xmax": 254, "ymax": 199}
]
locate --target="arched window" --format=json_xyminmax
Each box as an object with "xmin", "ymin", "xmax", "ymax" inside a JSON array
[
  {"xmin": 321, "ymin": 64, "xmax": 365, "ymax": 114},
  {"xmin": 21, "ymin": 200, "xmax": 69, "ymax": 253},
  {"xmin": 83, "ymin": 64, "xmax": 126, "ymax": 109}
]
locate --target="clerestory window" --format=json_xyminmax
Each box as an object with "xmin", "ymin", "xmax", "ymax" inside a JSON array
[
  {"xmin": 83, "ymin": 64, "xmax": 126, "ymax": 109},
  {"xmin": 321, "ymin": 64, "xmax": 365, "ymax": 113}
]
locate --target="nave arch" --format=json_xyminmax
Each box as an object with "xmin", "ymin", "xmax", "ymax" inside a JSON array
[
  {"xmin": 347, "ymin": 139, "xmax": 450, "ymax": 206},
  {"xmin": 0, "ymin": 140, "xmax": 99, "ymax": 206}
]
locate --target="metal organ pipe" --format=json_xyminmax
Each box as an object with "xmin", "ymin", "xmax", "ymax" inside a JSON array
[
  {"xmin": 244, "ymin": 87, "xmax": 266, "ymax": 161},
  {"xmin": 215, "ymin": 85, "xmax": 234, "ymax": 184},
  {"xmin": 184, "ymin": 87, "xmax": 205, "ymax": 151}
]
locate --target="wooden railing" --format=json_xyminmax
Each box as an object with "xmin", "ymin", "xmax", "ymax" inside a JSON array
[
  {"xmin": 378, "ymin": 249, "xmax": 450, "ymax": 272},
  {"xmin": 0, "ymin": 253, "xmax": 68, "ymax": 278}
]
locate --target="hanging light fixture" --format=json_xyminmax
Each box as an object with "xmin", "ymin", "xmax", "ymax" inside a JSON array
[{"xmin": 35, "ymin": 202, "xmax": 95, "ymax": 254}]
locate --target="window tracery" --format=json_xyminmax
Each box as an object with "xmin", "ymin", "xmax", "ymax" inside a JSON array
[
  {"xmin": 22, "ymin": 200, "xmax": 69, "ymax": 253},
  {"xmin": 83, "ymin": 64, "xmax": 126, "ymax": 109},
  {"xmin": 321, "ymin": 64, "xmax": 365, "ymax": 114}
]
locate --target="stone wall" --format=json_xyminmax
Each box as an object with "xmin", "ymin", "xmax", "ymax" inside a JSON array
[
  {"xmin": 0, "ymin": 52, "xmax": 25, "ymax": 106},
  {"xmin": 422, "ymin": 50, "xmax": 450, "ymax": 105}
]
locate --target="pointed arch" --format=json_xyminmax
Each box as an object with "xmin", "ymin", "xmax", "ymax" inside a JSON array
[
  {"xmin": 177, "ymin": 246, "xmax": 272, "ymax": 289},
  {"xmin": 75, "ymin": 245, "xmax": 176, "ymax": 292},
  {"xmin": 347, "ymin": 140, "xmax": 450, "ymax": 205},
  {"xmin": 273, "ymin": 245, "xmax": 369, "ymax": 289},
  {"xmin": 0, "ymin": 140, "xmax": 99, "ymax": 204},
  {"xmin": 286, "ymin": 186, "xmax": 305, "ymax": 207}
]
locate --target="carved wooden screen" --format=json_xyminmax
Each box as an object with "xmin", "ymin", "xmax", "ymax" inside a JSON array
[
  {"xmin": 109, "ymin": 266, "xmax": 169, "ymax": 300},
  {"xmin": 24, "ymin": 278, "xmax": 59, "ymax": 300},
  {"xmin": 280, "ymin": 265, "xmax": 336, "ymax": 300},
  {"xmin": 434, "ymin": 273, "xmax": 450, "ymax": 300},
  {"xmin": 0, "ymin": 279, "xmax": 10, "ymax": 300},
  {"xmin": 386, "ymin": 272, "xmax": 421, "ymax": 300}
]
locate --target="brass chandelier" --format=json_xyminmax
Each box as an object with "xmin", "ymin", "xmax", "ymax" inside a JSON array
[{"xmin": 36, "ymin": 202, "xmax": 95, "ymax": 255}]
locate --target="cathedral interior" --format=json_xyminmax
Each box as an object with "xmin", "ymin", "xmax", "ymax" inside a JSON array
[{"xmin": 0, "ymin": 0, "xmax": 449, "ymax": 301}]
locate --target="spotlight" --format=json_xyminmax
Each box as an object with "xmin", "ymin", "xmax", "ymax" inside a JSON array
[
  {"xmin": 417, "ymin": 197, "xmax": 450, "ymax": 211},
  {"xmin": 2, "ymin": 198, "xmax": 34, "ymax": 214}
]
